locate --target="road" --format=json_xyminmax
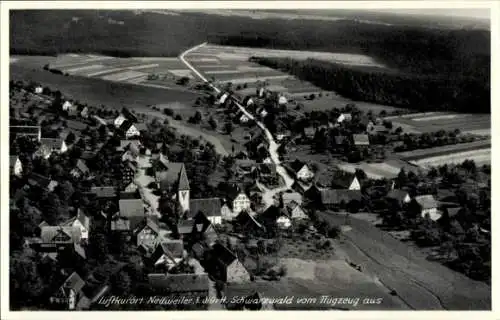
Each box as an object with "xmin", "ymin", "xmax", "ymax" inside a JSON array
[
  {"xmin": 321, "ymin": 212, "xmax": 491, "ymax": 310},
  {"xmin": 180, "ymin": 43, "xmax": 295, "ymax": 202}
]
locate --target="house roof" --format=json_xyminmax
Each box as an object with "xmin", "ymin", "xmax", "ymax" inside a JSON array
[
  {"xmin": 40, "ymin": 138, "xmax": 64, "ymax": 149},
  {"xmin": 134, "ymin": 217, "xmax": 160, "ymax": 235},
  {"xmin": 110, "ymin": 218, "xmax": 131, "ymax": 231},
  {"xmin": 9, "ymin": 156, "xmax": 19, "ymax": 168},
  {"xmin": 75, "ymin": 159, "xmax": 89, "ymax": 174},
  {"xmin": 386, "ymin": 189, "xmax": 409, "ymax": 202},
  {"xmin": 226, "ymin": 184, "xmax": 248, "ymax": 202},
  {"xmin": 62, "ymin": 209, "xmax": 90, "ymax": 230},
  {"xmin": 235, "ymin": 159, "xmax": 257, "ymax": 169},
  {"xmin": 60, "ymin": 272, "xmax": 86, "ymax": 294},
  {"xmin": 10, "ymin": 125, "xmax": 41, "ymax": 135},
  {"xmin": 177, "ymin": 219, "xmax": 208, "ymax": 235},
  {"xmin": 28, "ymin": 173, "xmax": 51, "ymax": 188},
  {"xmin": 353, "ymin": 134, "xmax": 370, "ymax": 146},
  {"xmin": 157, "ymin": 239, "xmax": 184, "ymax": 260},
  {"xmin": 147, "ymin": 273, "xmax": 209, "ymax": 293},
  {"xmin": 257, "ymin": 163, "xmax": 276, "ymax": 175},
  {"xmin": 287, "ymin": 159, "xmax": 308, "ymax": 173},
  {"xmin": 40, "ymin": 226, "xmax": 82, "ymax": 244},
  {"xmin": 303, "ymin": 127, "xmax": 316, "ymax": 137},
  {"xmin": 118, "ymin": 199, "xmax": 144, "ymax": 219},
  {"xmin": 414, "ymin": 195, "xmax": 438, "ymax": 209},
  {"xmin": 447, "ymin": 207, "xmax": 462, "ymax": 218},
  {"xmin": 189, "ymin": 198, "xmax": 222, "ymax": 218},
  {"xmin": 90, "ymin": 186, "xmax": 117, "ymax": 198},
  {"xmin": 155, "ymin": 162, "xmax": 190, "ymax": 191},
  {"xmin": 211, "ymin": 243, "xmax": 237, "ymax": 266},
  {"xmin": 320, "ymin": 189, "xmax": 363, "ymax": 205},
  {"xmin": 135, "ymin": 122, "xmax": 148, "ymax": 131},
  {"xmin": 282, "ymin": 192, "xmax": 302, "ymax": 205},
  {"xmin": 117, "ymin": 140, "xmax": 141, "ymax": 154},
  {"xmin": 333, "ymin": 136, "xmax": 347, "ymax": 145},
  {"xmin": 331, "ymin": 172, "xmax": 358, "ymax": 189}
]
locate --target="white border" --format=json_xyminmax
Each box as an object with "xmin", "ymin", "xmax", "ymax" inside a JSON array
[{"xmin": 1, "ymin": 1, "xmax": 498, "ymax": 320}]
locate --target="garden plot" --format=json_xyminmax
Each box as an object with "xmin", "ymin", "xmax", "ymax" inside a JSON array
[
  {"xmin": 412, "ymin": 149, "xmax": 491, "ymax": 168},
  {"xmin": 387, "ymin": 113, "xmax": 490, "ymax": 134}
]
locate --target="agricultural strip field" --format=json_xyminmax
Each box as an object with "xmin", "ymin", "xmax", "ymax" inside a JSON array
[
  {"xmin": 198, "ymin": 44, "xmax": 386, "ymax": 68},
  {"xmin": 396, "ymin": 140, "xmax": 491, "ymax": 161},
  {"xmin": 388, "ymin": 112, "xmax": 491, "ymax": 135},
  {"xmin": 410, "ymin": 149, "xmax": 491, "ymax": 168}
]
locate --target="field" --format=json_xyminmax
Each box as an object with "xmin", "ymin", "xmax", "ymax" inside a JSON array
[
  {"xmin": 10, "ymin": 64, "xmax": 198, "ymax": 113},
  {"xmin": 386, "ymin": 112, "xmax": 491, "ymax": 136}
]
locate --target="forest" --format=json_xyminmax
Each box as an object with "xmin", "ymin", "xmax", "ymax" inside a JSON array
[{"xmin": 252, "ymin": 57, "xmax": 489, "ymax": 114}]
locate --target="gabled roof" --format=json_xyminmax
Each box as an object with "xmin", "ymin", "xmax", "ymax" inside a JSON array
[
  {"xmin": 9, "ymin": 155, "xmax": 19, "ymax": 168},
  {"xmin": 211, "ymin": 243, "xmax": 237, "ymax": 266},
  {"xmin": 189, "ymin": 198, "xmax": 222, "ymax": 218},
  {"xmin": 331, "ymin": 172, "xmax": 358, "ymax": 189},
  {"xmin": 62, "ymin": 209, "xmax": 90, "ymax": 230},
  {"xmin": 320, "ymin": 189, "xmax": 363, "ymax": 205},
  {"xmin": 10, "ymin": 125, "xmax": 41, "ymax": 135},
  {"xmin": 156, "ymin": 162, "xmax": 190, "ymax": 191},
  {"xmin": 28, "ymin": 173, "xmax": 51, "ymax": 188},
  {"xmin": 40, "ymin": 138, "xmax": 64, "ymax": 149},
  {"xmin": 414, "ymin": 195, "xmax": 438, "ymax": 209},
  {"xmin": 226, "ymin": 184, "xmax": 248, "ymax": 202},
  {"xmin": 386, "ymin": 189, "xmax": 409, "ymax": 202},
  {"xmin": 353, "ymin": 134, "xmax": 370, "ymax": 146},
  {"xmin": 134, "ymin": 217, "xmax": 160, "ymax": 235},
  {"xmin": 56, "ymin": 272, "xmax": 85, "ymax": 296},
  {"xmin": 90, "ymin": 186, "xmax": 117, "ymax": 198},
  {"xmin": 75, "ymin": 159, "xmax": 89, "ymax": 174},
  {"xmin": 117, "ymin": 140, "xmax": 141, "ymax": 154},
  {"xmin": 110, "ymin": 218, "xmax": 131, "ymax": 231},
  {"xmin": 446, "ymin": 207, "xmax": 462, "ymax": 218},
  {"xmin": 118, "ymin": 199, "xmax": 144, "ymax": 220},
  {"xmin": 40, "ymin": 226, "xmax": 82, "ymax": 244},
  {"xmin": 282, "ymin": 192, "xmax": 302, "ymax": 205},
  {"xmin": 147, "ymin": 273, "xmax": 209, "ymax": 293},
  {"xmin": 287, "ymin": 159, "xmax": 308, "ymax": 173},
  {"xmin": 257, "ymin": 163, "xmax": 276, "ymax": 175},
  {"xmin": 135, "ymin": 122, "xmax": 148, "ymax": 131},
  {"xmin": 303, "ymin": 127, "xmax": 316, "ymax": 137},
  {"xmin": 119, "ymin": 120, "xmax": 134, "ymax": 133},
  {"xmin": 333, "ymin": 135, "xmax": 348, "ymax": 145},
  {"xmin": 153, "ymin": 239, "xmax": 184, "ymax": 262}
]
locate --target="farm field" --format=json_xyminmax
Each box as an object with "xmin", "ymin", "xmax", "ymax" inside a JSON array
[
  {"xmin": 387, "ymin": 112, "xmax": 491, "ymax": 135},
  {"xmin": 396, "ymin": 140, "xmax": 491, "ymax": 161},
  {"xmin": 184, "ymin": 45, "xmax": 407, "ymax": 115},
  {"xmin": 10, "ymin": 64, "xmax": 197, "ymax": 113}
]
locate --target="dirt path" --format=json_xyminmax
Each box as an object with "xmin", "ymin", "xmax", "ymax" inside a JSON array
[{"xmin": 320, "ymin": 212, "xmax": 491, "ymax": 310}]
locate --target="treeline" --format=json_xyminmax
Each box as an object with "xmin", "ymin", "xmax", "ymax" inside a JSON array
[{"xmin": 252, "ymin": 57, "xmax": 489, "ymax": 114}]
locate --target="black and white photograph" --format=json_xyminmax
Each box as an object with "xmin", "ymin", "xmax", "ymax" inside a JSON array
[{"xmin": 1, "ymin": 1, "xmax": 496, "ymax": 316}]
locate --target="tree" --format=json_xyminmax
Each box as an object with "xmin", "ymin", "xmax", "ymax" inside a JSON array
[
  {"xmin": 208, "ymin": 116, "xmax": 218, "ymax": 130},
  {"xmin": 224, "ymin": 121, "xmax": 234, "ymax": 135},
  {"xmin": 10, "ymin": 249, "xmax": 45, "ymax": 309},
  {"xmin": 112, "ymin": 271, "xmax": 132, "ymax": 295}
]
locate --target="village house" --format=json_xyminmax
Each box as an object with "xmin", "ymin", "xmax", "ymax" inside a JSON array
[
  {"xmin": 10, "ymin": 125, "xmax": 42, "ymax": 142},
  {"xmin": 120, "ymin": 161, "xmax": 136, "ymax": 189},
  {"xmin": 337, "ymin": 113, "xmax": 353, "ymax": 123},
  {"xmin": 113, "ymin": 198, "xmax": 146, "ymax": 231},
  {"xmin": 9, "ymin": 155, "xmax": 23, "ymax": 177},
  {"xmin": 134, "ymin": 217, "xmax": 161, "ymax": 249},
  {"xmin": 410, "ymin": 195, "xmax": 440, "ymax": 221},
  {"xmin": 150, "ymin": 239, "xmax": 186, "ymax": 271},
  {"xmin": 367, "ymin": 121, "xmax": 390, "ymax": 135},
  {"xmin": 239, "ymin": 113, "xmax": 251, "ymax": 124},
  {"xmin": 176, "ymin": 216, "xmax": 218, "ymax": 247},
  {"xmin": 155, "ymin": 162, "xmax": 190, "ymax": 214},
  {"xmin": 80, "ymin": 106, "xmax": 89, "ymax": 119},
  {"xmin": 147, "ymin": 273, "xmax": 210, "ymax": 306},
  {"xmin": 218, "ymin": 92, "xmax": 230, "ymax": 105},
  {"xmin": 353, "ymin": 134, "xmax": 370, "ymax": 149},
  {"xmin": 221, "ymin": 200, "xmax": 236, "ymax": 221},
  {"xmin": 114, "ymin": 110, "xmax": 138, "ymax": 128},
  {"xmin": 27, "ymin": 173, "xmax": 51, "ymax": 191},
  {"xmin": 260, "ymin": 205, "xmax": 291, "ymax": 231},
  {"xmin": 61, "ymin": 209, "xmax": 90, "ymax": 242},
  {"xmin": 62, "ymin": 101, "xmax": 73, "ymax": 112},
  {"xmin": 37, "ymin": 226, "xmax": 86, "ymax": 260},
  {"xmin": 286, "ymin": 160, "xmax": 315, "ymax": 183},
  {"xmin": 208, "ymin": 243, "xmax": 251, "ymax": 283},
  {"xmin": 70, "ymin": 159, "xmax": 90, "ymax": 178},
  {"xmin": 234, "ymin": 210, "xmax": 264, "ymax": 235},
  {"xmin": 89, "ymin": 186, "xmax": 118, "ymax": 201},
  {"xmin": 188, "ymin": 198, "xmax": 223, "ymax": 225},
  {"xmin": 319, "ymin": 189, "xmax": 364, "ymax": 212},
  {"xmin": 303, "ymin": 126, "xmax": 316, "ymax": 140},
  {"xmin": 386, "ymin": 189, "xmax": 412, "ymax": 207},
  {"xmin": 284, "ymin": 200, "xmax": 309, "ymax": 220},
  {"xmin": 49, "ymin": 272, "xmax": 87, "ymax": 310},
  {"xmin": 234, "ymin": 159, "xmax": 257, "ymax": 176},
  {"xmin": 281, "ymin": 191, "xmax": 303, "ymax": 206},
  {"xmin": 119, "ymin": 120, "xmax": 141, "ymax": 139},
  {"xmin": 278, "ymin": 95, "xmax": 288, "ymax": 106},
  {"xmin": 257, "ymin": 163, "xmax": 277, "ymax": 179},
  {"xmin": 291, "ymin": 179, "xmax": 313, "ymax": 194},
  {"xmin": 331, "ymin": 172, "xmax": 362, "ymax": 190},
  {"xmin": 37, "ymin": 138, "xmax": 68, "ymax": 159},
  {"xmin": 34, "ymin": 85, "xmax": 44, "ymax": 94},
  {"xmin": 227, "ymin": 187, "xmax": 251, "ymax": 215}
]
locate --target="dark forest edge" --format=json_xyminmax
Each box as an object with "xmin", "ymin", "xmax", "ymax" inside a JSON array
[{"xmin": 250, "ymin": 57, "xmax": 490, "ymax": 114}]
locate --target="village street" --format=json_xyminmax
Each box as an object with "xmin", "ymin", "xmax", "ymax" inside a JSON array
[
  {"xmin": 180, "ymin": 43, "xmax": 296, "ymax": 208},
  {"xmin": 135, "ymin": 155, "xmax": 161, "ymax": 217}
]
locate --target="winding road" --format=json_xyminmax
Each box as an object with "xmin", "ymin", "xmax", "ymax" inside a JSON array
[{"xmin": 180, "ymin": 43, "xmax": 295, "ymax": 207}]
